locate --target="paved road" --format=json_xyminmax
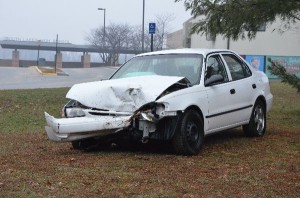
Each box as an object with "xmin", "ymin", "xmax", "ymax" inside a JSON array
[{"xmin": 0, "ymin": 66, "xmax": 117, "ymax": 90}]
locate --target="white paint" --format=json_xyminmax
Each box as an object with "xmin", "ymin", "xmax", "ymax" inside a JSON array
[
  {"xmin": 44, "ymin": 112, "xmax": 131, "ymax": 141},
  {"xmin": 66, "ymin": 75, "xmax": 185, "ymax": 112}
]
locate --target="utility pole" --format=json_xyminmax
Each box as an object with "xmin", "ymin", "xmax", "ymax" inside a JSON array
[
  {"xmin": 142, "ymin": 0, "xmax": 145, "ymax": 52},
  {"xmin": 55, "ymin": 34, "xmax": 58, "ymax": 73},
  {"xmin": 98, "ymin": 8, "xmax": 106, "ymax": 44}
]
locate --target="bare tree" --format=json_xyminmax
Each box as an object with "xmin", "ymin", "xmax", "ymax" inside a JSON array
[
  {"xmin": 127, "ymin": 25, "xmax": 146, "ymax": 53},
  {"xmin": 87, "ymin": 15, "xmax": 175, "ymax": 63},
  {"xmin": 87, "ymin": 23, "xmax": 132, "ymax": 65},
  {"xmin": 152, "ymin": 13, "xmax": 175, "ymax": 50},
  {"xmin": 86, "ymin": 27, "xmax": 108, "ymax": 64}
]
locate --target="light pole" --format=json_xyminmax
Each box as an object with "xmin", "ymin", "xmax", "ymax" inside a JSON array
[
  {"xmin": 142, "ymin": 0, "xmax": 145, "ymax": 52},
  {"xmin": 37, "ymin": 40, "xmax": 41, "ymax": 66},
  {"xmin": 98, "ymin": 8, "xmax": 106, "ymax": 44},
  {"xmin": 54, "ymin": 34, "xmax": 58, "ymax": 73}
]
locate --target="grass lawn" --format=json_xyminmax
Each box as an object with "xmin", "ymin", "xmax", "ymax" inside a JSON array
[{"xmin": 0, "ymin": 81, "xmax": 299, "ymax": 197}]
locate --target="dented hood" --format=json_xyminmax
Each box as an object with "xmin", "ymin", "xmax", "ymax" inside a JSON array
[{"xmin": 66, "ymin": 75, "xmax": 185, "ymax": 112}]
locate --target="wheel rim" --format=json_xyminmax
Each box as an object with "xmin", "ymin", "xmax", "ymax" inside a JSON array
[
  {"xmin": 254, "ymin": 105, "xmax": 265, "ymax": 134},
  {"xmin": 186, "ymin": 121, "xmax": 199, "ymax": 146}
]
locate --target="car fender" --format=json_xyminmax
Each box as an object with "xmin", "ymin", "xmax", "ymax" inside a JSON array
[
  {"xmin": 156, "ymin": 85, "xmax": 209, "ymax": 131},
  {"xmin": 252, "ymin": 72, "xmax": 273, "ymax": 112}
]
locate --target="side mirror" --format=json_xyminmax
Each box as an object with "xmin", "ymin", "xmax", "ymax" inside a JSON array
[{"xmin": 205, "ymin": 74, "xmax": 224, "ymax": 86}]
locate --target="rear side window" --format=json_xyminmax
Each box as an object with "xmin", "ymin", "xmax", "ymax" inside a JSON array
[{"xmin": 222, "ymin": 54, "xmax": 252, "ymax": 81}]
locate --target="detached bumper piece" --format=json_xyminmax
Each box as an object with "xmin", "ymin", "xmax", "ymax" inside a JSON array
[{"xmin": 44, "ymin": 112, "xmax": 131, "ymax": 142}]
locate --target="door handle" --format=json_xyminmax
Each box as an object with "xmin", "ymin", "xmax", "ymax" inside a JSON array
[
  {"xmin": 252, "ymin": 84, "xmax": 257, "ymax": 89},
  {"xmin": 230, "ymin": 89, "xmax": 236, "ymax": 94}
]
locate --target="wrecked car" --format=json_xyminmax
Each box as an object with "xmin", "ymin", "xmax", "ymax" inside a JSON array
[{"xmin": 45, "ymin": 49, "xmax": 273, "ymax": 155}]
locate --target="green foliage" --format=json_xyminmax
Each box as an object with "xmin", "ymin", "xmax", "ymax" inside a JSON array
[
  {"xmin": 268, "ymin": 58, "xmax": 300, "ymax": 92},
  {"xmin": 0, "ymin": 88, "xmax": 69, "ymax": 133},
  {"xmin": 175, "ymin": 0, "xmax": 300, "ymax": 40}
]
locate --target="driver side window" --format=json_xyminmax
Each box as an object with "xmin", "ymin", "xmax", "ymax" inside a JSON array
[{"xmin": 205, "ymin": 55, "xmax": 229, "ymax": 83}]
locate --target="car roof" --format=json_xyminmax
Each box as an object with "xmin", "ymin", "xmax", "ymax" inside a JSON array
[{"xmin": 136, "ymin": 48, "xmax": 235, "ymax": 57}]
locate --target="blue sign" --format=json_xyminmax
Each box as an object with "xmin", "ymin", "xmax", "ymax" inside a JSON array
[{"xmin": 149, "ymin": 23, "xmax": 156, "ymax": 34}]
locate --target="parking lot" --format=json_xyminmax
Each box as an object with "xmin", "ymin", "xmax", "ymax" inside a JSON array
[{"xmin": 0, "ymin": 66, "xmax": 117, "ymax": 90}]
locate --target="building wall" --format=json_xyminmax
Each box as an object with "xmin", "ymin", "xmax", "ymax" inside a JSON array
[
  {"xmin": 190, "ymin": 18, "xmax": 300, "ymax": 56},
  {"xmin": 0, "ymin": 59, "xmax": 12, "ymax": 67},
  {"xmin": 166, "ymin": 17, "xmax": 300, "ymax": 78},
  {"xmin": 167, "ymin": 29, "xmax": 184, "ymax": 49},
  {"xmin": 166, "ymin": 18, "xmax": 194, "ymax": 49}
]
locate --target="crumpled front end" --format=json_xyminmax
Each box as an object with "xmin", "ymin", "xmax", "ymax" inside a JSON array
[
  {"xmin": 44, "ymin": 75, "xmax": 190, "ymax": 143},
  {"xmin": 44, "ymin": 108, "xmax": 131, "ymax": 142},
  {"xmin": 130, "ymin": 102, "xmax": 181, "ymax": 143},
  {"xmin": 44, "ymin": 101, "xmax": 180, "ymax": 143}
]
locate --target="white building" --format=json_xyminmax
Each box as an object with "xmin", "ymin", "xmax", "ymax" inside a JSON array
[
  {"xmin": 167, "ymin": 17, "xmax": 300, "ymax": 78},
  {"xmin": 167, "ymin": 17, "xmax": 300, "ymax": 57}
]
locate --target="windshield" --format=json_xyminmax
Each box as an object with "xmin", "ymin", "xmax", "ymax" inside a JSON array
[{"xmin": 111, "ymin": 54, "xmax": 203, "ymax": 85}]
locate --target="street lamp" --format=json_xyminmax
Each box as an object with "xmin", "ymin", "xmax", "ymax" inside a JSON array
[
  {"xmin": 37, "ymin": 40, "xmax": 41, "ymax": 66},
  {"xmin": 142, "ymin": 0, "xmax": 145, "ymax": 52},
  {"xmin": 98, "ymin": 8, "xmax": 106, "ymax": 44}
]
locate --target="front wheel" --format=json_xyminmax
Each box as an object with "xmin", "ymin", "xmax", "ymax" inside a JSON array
[
  {"xmin": 71, "ymin": 138, "xmax": 97, "ymax": 150},
  {"xmin": 243, "ymin": 100, "xmax": 266, "ymax": 137},
  {"xmin": 172, "ymin": 109, "xmax": 204, "ymax": 155}
]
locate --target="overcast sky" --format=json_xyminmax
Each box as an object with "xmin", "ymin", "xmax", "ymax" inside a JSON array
[{"xmin": 0, "ymin": 0, "xmax": 191, "ymax": 44}]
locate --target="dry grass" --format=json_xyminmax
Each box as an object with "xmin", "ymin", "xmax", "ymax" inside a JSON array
[{"xmin": 0, "ymin": 81, "xmax": 299, "ymax": 197}]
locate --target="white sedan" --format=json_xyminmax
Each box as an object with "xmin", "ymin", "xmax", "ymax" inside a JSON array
[{"xmin": 45, "ymin": 49, "xmax": 273, "ymax": 155}]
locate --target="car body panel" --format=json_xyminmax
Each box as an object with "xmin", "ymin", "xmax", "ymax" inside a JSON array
[
  {"xmin": 45, "ymin": 112, "xmax": 131, "ymax": 141},
  {"xmin": 66, "ymin": 75, "xmax": 185, "ymax": 112}
]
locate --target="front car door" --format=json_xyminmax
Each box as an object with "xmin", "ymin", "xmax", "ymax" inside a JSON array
[{"xmin": 204, "ymin": 53, "xmax": 236, "ymax": 133}]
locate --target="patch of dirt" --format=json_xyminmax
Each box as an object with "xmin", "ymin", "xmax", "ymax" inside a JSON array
[{"xmin": 0, "ymin": 128, "xmax": 299, "ymax": 197}]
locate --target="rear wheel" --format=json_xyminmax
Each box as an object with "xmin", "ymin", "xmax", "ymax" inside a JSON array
[
  {"xmin": 243, "ymin": 100, "xmax": 266, "ymax": 137},
  {"xmin": 172, "ymin": 109, "xmax": 204, "ymax": 155}
]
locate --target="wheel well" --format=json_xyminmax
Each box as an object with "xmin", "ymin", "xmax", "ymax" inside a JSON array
[
  {"xmin": 256, "ymin": 96, "xmax": 266, "ymax": 109},
  {"xmin": 185, "ymin": 105, "xmax": 204, "ymax": 123}
]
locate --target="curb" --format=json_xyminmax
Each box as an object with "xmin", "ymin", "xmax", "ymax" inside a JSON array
[{"xmin": 34, "ymin": 66, "xmax": 58, "ymax": 76}]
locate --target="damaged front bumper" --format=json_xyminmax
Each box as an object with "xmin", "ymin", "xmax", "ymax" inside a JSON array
[
  {"xmin": 44, "ymin": 112, "xmax": 131, "ymax": 142},
  {"xmin": 44, "ymin": 101, "xmax": 180, "ymax": 143}
]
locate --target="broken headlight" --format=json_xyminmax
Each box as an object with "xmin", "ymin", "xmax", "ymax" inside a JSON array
[
  {"xmin": 155, "ymin": 103, "xmax": 177, "ymax": 118},
  {"xmin": 62, "ymin": 100, "xmax": 88, "ymax": 118},
  {"xmin": 155, "ymin": 103, "xmax": 165, "ymax": 118},
  {"xmin": 65, "ymin": 108, "xmax": 86, "ymax": 118},
  {"xmin": 138, "ymin": 103, "xmax": 177, "ymax": 122}
]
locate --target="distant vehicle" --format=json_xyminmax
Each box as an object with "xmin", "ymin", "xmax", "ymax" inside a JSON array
[{"xmin": 45, "ymin": 48, "xmax": 273, "ymax": 155}]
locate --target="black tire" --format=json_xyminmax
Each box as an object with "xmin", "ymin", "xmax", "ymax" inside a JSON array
[
  {"xmin": 71, "ymin": 138, "xmax": 96, "ymax": 150},
  {"xmin": 172, "ymin": 109, "xmax": 204, "ymax": 155},
  {"xmin": 243, "ymin": 100, "xmax": 266, "ymax": 137}
]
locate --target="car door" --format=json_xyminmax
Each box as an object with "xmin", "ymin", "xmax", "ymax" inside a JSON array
[
  {"xmin": 204, "ymin": 53, "xmax": 239, "ymax": 133},
  {"xmin": 220, "ymin": 53, "xmax": 256, "ymax": 126}
]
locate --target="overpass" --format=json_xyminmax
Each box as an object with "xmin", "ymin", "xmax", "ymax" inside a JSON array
[{"xmin": 0, "ymin": 40, "xmax": 144, "ymax": 67}]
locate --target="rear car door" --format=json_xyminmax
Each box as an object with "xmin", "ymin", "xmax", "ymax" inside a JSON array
[
  {"xmin": 205, "ymin": 52, "xmax": 257, "ymax": 133},
  {"xmin": 220, "ymin": 53, "xmax": 257, "ymax": 125}
]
